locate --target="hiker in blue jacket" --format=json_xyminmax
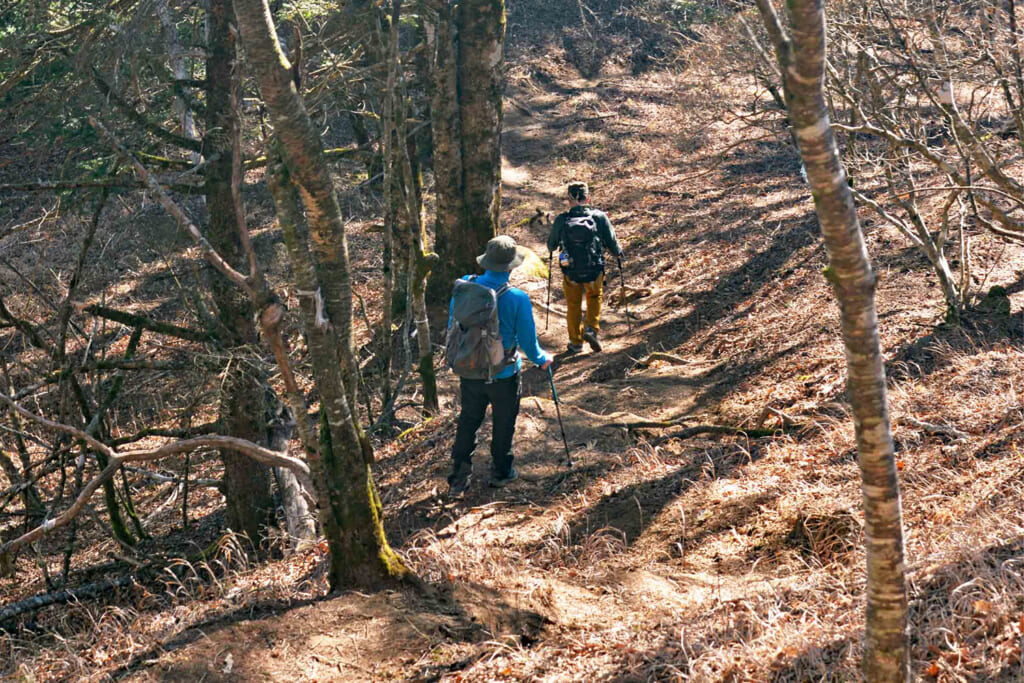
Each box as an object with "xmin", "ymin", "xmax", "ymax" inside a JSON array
[{"xmin": 446, "ymin": 236, "xmax": 553, "ymax": 496}]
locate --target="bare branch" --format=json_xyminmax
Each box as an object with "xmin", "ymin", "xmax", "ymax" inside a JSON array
[
  {"xmin": 90, "ymin": 117, "xmax": 254, "ymax": 298},
  {"xmin": 93, "ymin": 72, "xmax": 204, "ymax": 153},
  {"xmin": 0, "ymin": 392, "xmax": 313, "ymax": 562}
]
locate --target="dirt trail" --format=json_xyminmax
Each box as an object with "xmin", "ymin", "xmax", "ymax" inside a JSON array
[{"xmin": 123, "ymin": 60, "xmax": 807, "ymax": 681}]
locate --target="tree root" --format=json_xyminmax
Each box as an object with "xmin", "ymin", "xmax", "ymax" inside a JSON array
[{"xmin": 635, "ymin": 352, "xmax": 689, "ymax": 368}]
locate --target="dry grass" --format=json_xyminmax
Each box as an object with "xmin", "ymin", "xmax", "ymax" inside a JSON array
[{"xmin": 0, "ymin": 530, "xmax": 331, "ymax": 680}]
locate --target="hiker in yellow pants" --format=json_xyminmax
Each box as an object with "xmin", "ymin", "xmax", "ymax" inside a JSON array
[
  {"xmin": 547, "ymin": 181, "xmax": 623, "ymax": 353},
  {"xmin": 563, "ymin": 274, "xmax": 604, "ymax": 351}
]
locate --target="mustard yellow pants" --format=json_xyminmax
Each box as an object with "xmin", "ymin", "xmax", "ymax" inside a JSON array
[{"xmin": 563, "ymin": 273, "xmax": 604, "ymax": 345}]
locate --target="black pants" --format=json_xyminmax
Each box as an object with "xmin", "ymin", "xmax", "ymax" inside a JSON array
[{"xmin": 450, "ymin": 374, "xmax": 521, "ymax": 478}]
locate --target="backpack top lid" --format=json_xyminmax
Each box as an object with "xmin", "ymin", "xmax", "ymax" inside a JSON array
[
  {"xmin": 564, "ymin": 213, "xmax": 598, "ymax": 240},
  {"xmin": 451, "ymin": 277, "xmax": 509, "ymax": 328}
]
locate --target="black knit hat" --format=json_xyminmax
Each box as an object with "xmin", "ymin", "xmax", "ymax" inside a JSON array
[{"xmin": 568, "ymin": 181, "xmax": 589, "ymax": 200}]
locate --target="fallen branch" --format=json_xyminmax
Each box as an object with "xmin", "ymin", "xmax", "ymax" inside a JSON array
[
  {"xmin": 0, "ymin": 572, "xmax": 140, "ymax": 625},
  {"xmin": 0, "ymin": 176, "xmax": 203, "ymax": 194},
  {"xmin": 605, "ymin": 416, "xmax": 797, "ymax": 438},
  {"xmin": 754, "ymin": 405, "xmax": 799, "ymax": 430},
  {"xmin": 0, "ymin": 393, "xmax": 313, "ymax": 563},
  {"xmin": 0, "ymin": 178, "xmax": 142, "ymax": 193},
  {"xmin": 612, "ymin": 285, "xmax": 652, "ymax": 306},
  {"xmin": 507, "ymin": 112, "xmax": 618, "ymax": 133},
  {"xmin": 531, "ymin": 299, "xmax": 567, "ymax": 320},
  {"xmin": 77, "ymin": 303, "xmax": 212, "ymax": 343},
  {"xmin": 666, "ymin": 424, "xmax": 790, "ymax": 439},
  {"xmin": 897, "ymin": 415, "xmax": 968, "ymax": 441}
]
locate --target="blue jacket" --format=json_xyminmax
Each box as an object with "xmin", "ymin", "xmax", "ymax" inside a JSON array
[{"xmin": 449, "ymin": 270, "xmax": 551, "ymax": 379}]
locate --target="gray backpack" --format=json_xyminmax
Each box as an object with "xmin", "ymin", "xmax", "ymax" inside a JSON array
[{"xmin": 445, "ymin": 277, "xmax": 515, "ymax": 380}]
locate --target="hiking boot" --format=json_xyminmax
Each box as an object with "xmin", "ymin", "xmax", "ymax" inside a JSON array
[
  {"xmin": 488, "ymin": 466, "xmax": 519, "ymax": 488},
  {"xmin": 582, "ymin": 327, "xmax": 602, "ymax": 352},
  {"xmin": 447, "ymin": 463, "xmax": 472, "ymax": 497},
  {"xmin": 566, "ymin": 342, "xmax": 583, "ymax": 354}
]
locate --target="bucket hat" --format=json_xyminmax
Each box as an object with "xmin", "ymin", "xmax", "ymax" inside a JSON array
[{"xmin": 477, "ymin": 235, "xmax": 527, "ymax": 272}]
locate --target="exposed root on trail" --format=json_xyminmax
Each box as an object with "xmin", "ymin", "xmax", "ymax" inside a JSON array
[{"xmin": 558, "ymin": 402, "xmax": 802, "ymax": 437}]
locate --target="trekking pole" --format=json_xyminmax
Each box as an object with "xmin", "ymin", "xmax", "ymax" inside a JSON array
[
  {"xmin": 547, "ymin": 366, "xmax": 573, "ymax": 467},
  {"xmin": 618, "ymin": 255, "xmax": 632, "ymax": 334},
  {"xmin": 546, "ymin": 252, "xmax": 553, "ymax": 331}
]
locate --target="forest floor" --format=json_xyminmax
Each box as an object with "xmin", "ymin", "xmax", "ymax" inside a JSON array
[{"xmin": 7, "ymin": 3, "xmax": 1024, "ymax": 682}]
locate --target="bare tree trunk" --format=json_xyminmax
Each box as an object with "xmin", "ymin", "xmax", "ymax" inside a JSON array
[
  {"xmin": 235, "ymin": 0, "xmax": 407, "ymax": 588},
  {"xmin": 455, "ymin": 0, "xmax": 504, "ymax": 262},
  {"xmin": 380, "ymin": 8, "xmax": 399, "ymax": 415},
  {"xmin": 427, "ymin": 0, "xmax": 504, "ymax": 298},
  {"xmin": 754, "ymin": 0, "xmax": 909, "ymax": 679},
  {"xmin": 205, "ymin": 0, "xmax": 274, "ymax": 546},
  {"xmin": 404, "ymin": 143, "xmax": 440, "ymax": 416},
  {"xmin": 425, "ymin": 2, "xmax": 462, "ymax": 303}
]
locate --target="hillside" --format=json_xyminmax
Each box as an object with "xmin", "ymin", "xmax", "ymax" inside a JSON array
[{"xmin": 4, "ymin": 2, "xmax": 1024, "ymax": 681}]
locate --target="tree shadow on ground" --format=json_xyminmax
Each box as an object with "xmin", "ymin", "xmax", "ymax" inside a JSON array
[
  {"xmin": 885, "ymin": 309, "xmax": 1024, "ymax": 384},
  {"xmin": 106, "ymin": 578, "xmax": 546, "ymax": 682},
  {"xmin": 380, "ymin": 207, "xmax": 825, "ymax": 546},
  {"xmin": 524, "ymin": 438, "xmax": 766, "ymax": 562},
  {"xmin": 572, "ymin": 214, "xmax": 821, "ymax": 387}
]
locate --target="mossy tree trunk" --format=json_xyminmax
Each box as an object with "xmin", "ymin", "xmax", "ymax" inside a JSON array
[
  {"xmin": 755, "ymin": 0, "xmax": 909, "ymax": 679},
  {"xmin": 205, "ymin": 0, "xmax": 275, "ymax": 546},
  {"xmin": 379, "ymin": 6, "xmax": 398, "ymax": 415},
  {"xmin": 235, "ymin": 0, "xmax": 407, "ymax": 588},
  {"xmin": 427, "ymin": 0, "xmax": 505, "ymax": 300}
]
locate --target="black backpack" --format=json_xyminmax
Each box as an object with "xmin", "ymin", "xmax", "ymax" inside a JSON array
[
  {"xmin": 445, "ymin": 277, "xmax": 516, "ymax": 380},
  {"xmin": 558, "ymin": 211, "xmax": 604, "ymax": 283}
]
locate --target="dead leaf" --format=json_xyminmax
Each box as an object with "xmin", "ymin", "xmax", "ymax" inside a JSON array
[{"xmin": 973, "ymin": 599, "xmax": 994, "ymax": 616}]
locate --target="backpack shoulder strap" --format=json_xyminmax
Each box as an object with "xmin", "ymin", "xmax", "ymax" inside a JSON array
[{"xmin": 495, "ymin": 283, "xmax": 511, "ymax": 298}]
